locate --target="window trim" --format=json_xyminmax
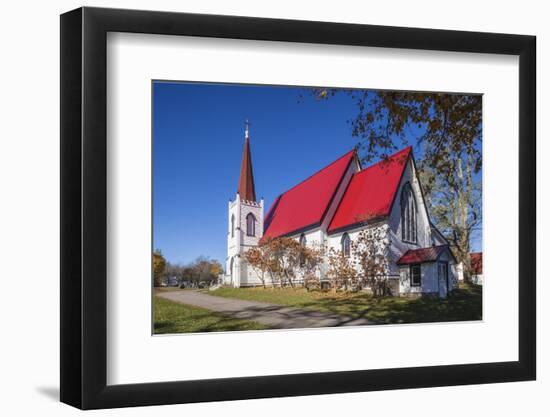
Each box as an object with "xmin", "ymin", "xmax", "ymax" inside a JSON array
[
  {"xmin": 401, "ymin": 182, "xmax": 418, "ymax": 244},
  {"xmin": 341, "ymin": 233, "xmax": 351, "ymax": 257},
  {"xmin": 246, "ymin": 213, "xmax": 256, "ymax": 237},
  {"xmin": 410, "ymin": 264, "xmax": 421, "ymax": 287}
]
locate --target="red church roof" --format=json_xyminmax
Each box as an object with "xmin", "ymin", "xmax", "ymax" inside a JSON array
[
  {"xmin": 397, "ymin": 245, "xmax": 450, "ymax": 265},
  {"xmin": 328, "ymin": 147, "xmax": 411, "ymax": 233},
  {"xmin": 262, "ymin": 150, "xmax": 356, "ymax": 241}
]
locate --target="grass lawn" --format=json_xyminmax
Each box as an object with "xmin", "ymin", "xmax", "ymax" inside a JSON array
[
  {"xmin": 153, "ymin": 295, "xmax": 268, "ymax": 334},
  {"xmin": 209, "ymin": 283, "xmax": 482, "ymax": 324}
]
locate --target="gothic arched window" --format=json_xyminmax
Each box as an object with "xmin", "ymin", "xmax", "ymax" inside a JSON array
[
  {"xmin": 231, "ymin": 214, "xmax": 235, "ymax": 238},
  {"xmin": 246, "ymin": 213, "xmax": 256, "ymax": 237},
  {"xmin": 401, "ymin": 182, "xmax": 417, "ymax": 243},
  {"xmin": 341, "ymin": 233, "xmax": 351, "ymax": 257},
  {"xmin": 299, "ymin": 233, "xmax": 307, "ymax": 247}
]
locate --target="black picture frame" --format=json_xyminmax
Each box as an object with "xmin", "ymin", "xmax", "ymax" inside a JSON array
[{"xmin": 60, "ymin": 6, "xmax": 536, "ymax": 410}]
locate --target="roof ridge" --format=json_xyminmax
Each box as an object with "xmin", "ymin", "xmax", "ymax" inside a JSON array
[
  {"xmin": 404, "ymin": 244, "xmax": 449, "ymax": 253},
  {"xmin": 358, "ymin": 146, "xmax": 412, "ymax": 174},
  {"xmin": 327, "ymin": 146, "xmax": 412, "ymax": 233},
  {"xmin": 262, "ymin": 148, "xmax": 358, "ymax": 240},
  {"xmin": 276, "ymin": 149, "xmax": 356, "ymax": 196}
]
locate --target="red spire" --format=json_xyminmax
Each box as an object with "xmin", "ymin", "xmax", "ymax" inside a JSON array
[{"xmin": 237, "ymin": 124, "xmax": 256, "ymax": 202}]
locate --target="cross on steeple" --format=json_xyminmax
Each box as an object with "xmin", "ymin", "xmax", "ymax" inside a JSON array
[{"xmin": 244, "ymin": 119, "xmax": 251, "ymax": 139}]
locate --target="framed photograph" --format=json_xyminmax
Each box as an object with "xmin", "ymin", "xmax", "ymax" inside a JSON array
[{"xmin": 60, "ymin": 6, "xmax": 536, "ymax": 409}]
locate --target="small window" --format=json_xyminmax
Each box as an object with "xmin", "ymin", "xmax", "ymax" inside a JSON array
[
  {"xmin": 410, "ymin": 264, "xmax": 421, "ymax": 286},
  {"xmin": 246, "ymin": 213, "xmax": 256, "ymax": 236},
  {"xmin": 299, "ymin": 233, "xmax": 307, "ymax": 247},
  {"xmin": 341, "ymin": 233, "xmax": 351, "ymax": 257},
  {"xmin": 231, "ymin": 214, "xmax": 235, "ymax": 238}
]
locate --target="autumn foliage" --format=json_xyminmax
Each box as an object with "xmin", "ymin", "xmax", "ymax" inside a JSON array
[
  {"xmin": 244, "ymin": 227, "xmax": 391, "ymax": 296},
  {"xmin": 153, "ymin": 249, "xmax": 166, "ymax": 287},
  {"xmin": 311, "ymin": 89, "xmax": 482, "ymax": 280},
  {"xmin": 244, "ymin": 237, "xmax": 324, "ymax": 289}
]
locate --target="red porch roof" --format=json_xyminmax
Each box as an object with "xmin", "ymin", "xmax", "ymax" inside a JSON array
[
  {"xmin": 397, "ymin": 245, "xmax": 450, "ymax": 265},
  {"xmin": 328, "ymin": 147, "xmax": 411, "ymax": 233},
  {"xmin": 262, "ymin": 150, "xmax": 356, "ymax": 241}
]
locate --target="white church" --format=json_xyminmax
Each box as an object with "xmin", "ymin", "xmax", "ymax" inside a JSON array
[{"xmin": 224, "ymin": 125, "xmax": 458, "ymax": 298}]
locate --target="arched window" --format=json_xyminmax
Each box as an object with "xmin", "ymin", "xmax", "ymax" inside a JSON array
[
  {"xmin": 231, "ymin": 214, "xmax": 235, "ymax": 238},
  {"xmin": 246, "ymin": 213, "xmax": 256, "ymax": 237},
  {"xmin": 400, "ymin": 182, "xmax": 417, "ymax": 243},
  {"xmin": 341, "ymin": 233, "xmax": 351, "ymax": 257}
]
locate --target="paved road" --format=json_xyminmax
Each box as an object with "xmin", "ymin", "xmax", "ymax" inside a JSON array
[{"xmin": 156, "ymin": 290, "xmax": 372, "ymax": 329}]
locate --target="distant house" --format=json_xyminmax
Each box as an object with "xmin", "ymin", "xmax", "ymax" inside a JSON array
[
  {"xmin": 470, "ymin": 252, "xmax": 483, "ymax": 284},
  {"xmin": 165, "ymin": 275, "xmax": 179, "ymax": 287},
  {"xmin": 224, "ymin": 126, "xmax": 458, "ymax": 298}
]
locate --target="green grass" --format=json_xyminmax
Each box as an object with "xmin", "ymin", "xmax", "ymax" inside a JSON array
[
  {"xmin": 209, "ymin": 283, "xmax": 482, "ymax": 324},
  {"xmin": 153, "ymin": 296, "xmax": 268, "ymax": 334}
]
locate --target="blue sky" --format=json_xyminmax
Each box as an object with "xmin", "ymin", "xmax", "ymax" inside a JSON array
[{"xmin": 153, "ymin": 81, "xmax": 481, "ymax": 266}]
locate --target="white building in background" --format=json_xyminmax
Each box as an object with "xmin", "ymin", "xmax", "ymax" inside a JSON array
[
  {"xmin": 456, "ymin": 252, "xmax": 483, "ymax": 284},
  {"xmin": 224, "ymin": 124, "xmax": 458, "ymax": 298}
]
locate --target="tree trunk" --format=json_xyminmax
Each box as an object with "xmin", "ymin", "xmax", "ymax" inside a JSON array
[{"xmin": 456, "ymin": 155, "xmax": 472, "ymax": 282}]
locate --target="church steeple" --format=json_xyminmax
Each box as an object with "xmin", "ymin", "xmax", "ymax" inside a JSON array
[
  {"xmin": 237, "ymin": 120, "xmax": 256, "ymax": 202},
  {"xmin": 226, "ymin": 120, "xmax": 264, "ymax": 287}
]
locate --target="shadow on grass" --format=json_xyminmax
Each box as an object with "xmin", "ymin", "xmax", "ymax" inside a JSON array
[
  {"xmin": 302, "ymin": 285, "xmax": 482, "ymax": 324},
  {"xmin": 155, "ymin": 284, "xmax": 482, "ymax": 334},
  {"xmin": 154, "ymin": 314, "xmax": 266, "ymax": 333},
  {"xmin": 210, "ymin": 284, "xmax": 483, "ymax": 326},
  {"xmin": 153, "ymin": 296, "xmax": 268, "ymax": 334}
]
